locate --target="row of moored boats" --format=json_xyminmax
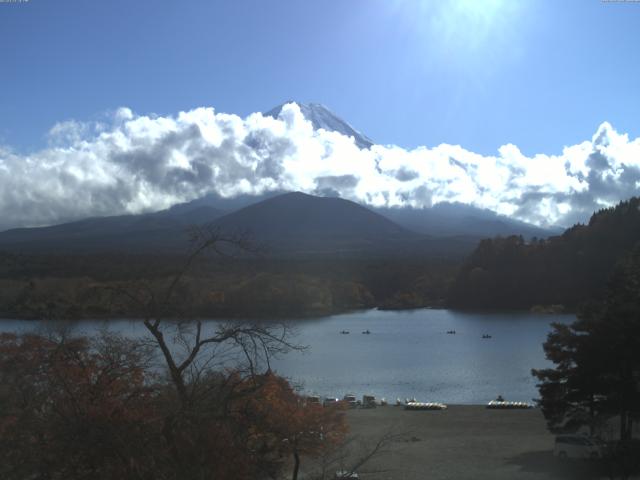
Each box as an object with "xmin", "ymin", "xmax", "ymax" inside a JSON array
[{"xmin": 307, "ymin": 393, "xmax": 532, "ymax": 410}]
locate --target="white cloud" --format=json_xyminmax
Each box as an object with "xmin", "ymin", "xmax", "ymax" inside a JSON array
[{"xmin": 1, "ymin": 102, "xmax": 639, "ymax": 231}]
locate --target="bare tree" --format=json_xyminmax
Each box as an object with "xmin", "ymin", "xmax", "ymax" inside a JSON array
[{"xmin": 105, "ymin": 225, "xmax": 307, "ymax": 478}]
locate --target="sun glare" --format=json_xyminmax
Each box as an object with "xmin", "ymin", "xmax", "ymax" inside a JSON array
[{"xmin": 392, "ymin": 0, "xmax": 525, "ymax": 63}]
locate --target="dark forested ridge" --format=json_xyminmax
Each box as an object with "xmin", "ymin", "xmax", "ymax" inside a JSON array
[{"xmin": 448, "ymin": 197, "xmax": 640, "ymax": 310}]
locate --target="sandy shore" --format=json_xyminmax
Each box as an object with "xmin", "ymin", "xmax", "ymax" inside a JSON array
[{"xmin": 312, "ymin": 405, "xmax": 603, "ymax": 480}]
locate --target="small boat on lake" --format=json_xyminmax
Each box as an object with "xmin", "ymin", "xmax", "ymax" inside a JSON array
[
  {"xmin": 340, "ymin": 330, "xmax": 350, "ymax": 334},
  {"xmin": 362, "ymin": 330, "xmax": 371, "ymax": 334}
]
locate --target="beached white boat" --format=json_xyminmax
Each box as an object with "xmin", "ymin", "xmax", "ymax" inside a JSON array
[
  {"xmin": 486, "ymin": 400, "xmax": 532, "ymax": 409},
  {"xmin": 343, "ymin": 394, "xmax": 358, "ymax": 408},
  {"xmin": 362, "ymin": 395, "xmax": 377, "ymax": 408},
  {"xmin": 404, "ymin": 402, "xmax": 448, "ymax": 411}
]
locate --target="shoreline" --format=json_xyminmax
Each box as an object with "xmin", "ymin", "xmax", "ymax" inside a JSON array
[{"xmin": 0, "ymin": 304, "xmax": 574, "ymax": 322}]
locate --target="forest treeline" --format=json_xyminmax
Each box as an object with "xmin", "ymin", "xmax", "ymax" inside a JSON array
[
  {"xmin": 448, "ymin": 197, "xmax": 640, "ymax": 310},
  {"xmin": 0, "ymin": 252, "xmax": 456, "ymax": 319}
]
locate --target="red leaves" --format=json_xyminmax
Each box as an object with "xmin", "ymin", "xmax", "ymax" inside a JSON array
[
  {"xmin": 0, "ymin": 333, "xmax": 347, "ymax": 480},
  {"xmin": 234, "ymin": 372, "xmax": 349, "ymax": 457}
]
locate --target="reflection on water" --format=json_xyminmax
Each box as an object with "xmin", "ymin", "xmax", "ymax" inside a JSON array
[{"xmin": 0, "ymin": 308, "xmax": 573, "ymax": 404}]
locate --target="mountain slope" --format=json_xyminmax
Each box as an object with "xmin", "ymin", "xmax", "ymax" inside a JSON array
[
  {"xmin": 0, "ymin": 204, "xmax": 225, "ymax": 253},
  {"xmin": 0, "ymin": 188, "xmax": 553, "ymax": 257},
  {"xmin": 265, "ymin": 102, "xmax": 374, "ymax": 149},
  {"xmin": 172, "ymin": 192, "xmax": 557, "ymax": 240},
  {"xmin": 375, "ymin": 203, "xmax": 558, "ymax": 239},
  {"xmin": 211, "ymin": 192, "xmax": 414, "ymax": 253},
  {"xmin": 0, "ymin": 192, "xmax": 418, "ymax": 255}
]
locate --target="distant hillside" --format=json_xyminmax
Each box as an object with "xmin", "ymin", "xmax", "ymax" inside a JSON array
[
  {"xmin": 0, "ymin": 188, "xmax": 552, "ymax": 260},
  {"xmin": 0, "ymin": 191, "xmax": 484, "ymax": 259},
  {"xmin": 211, "ymin": 192, "xmax": 416, "ymax": 254},
  {"xmin": 448, "ymin": 197, "xmax": 640, "ymax": 310},
  {"xmin": 0, "ymin": 192, "xmax": 416, "ymax": 255},
  {"xmin": 0, "ymin": 191, "xmax": 418, "ymax": 256},
  {"xmin": 375, "ymin": 203, "xmax": 557, "ymax": 239},
  {"xmin": 161, "ymin": 193, "xmax": 557, "ymax": 241},
  {"xmin": 0, "ymin": 204, "xmax": 225, "ymax": 254},
  {"xmin": 168, "ymin": 190, "xmax": 285, "ymax": 214}
]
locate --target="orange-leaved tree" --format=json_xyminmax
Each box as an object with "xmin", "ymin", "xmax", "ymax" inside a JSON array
[{"xmin": 233, "ymin": 372, "xmax": 349, "ymax": 480}]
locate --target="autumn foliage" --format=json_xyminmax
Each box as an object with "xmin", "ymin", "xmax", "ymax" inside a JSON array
[
  {"xmin": 0, "ymin": 331, "xmax": 348, "ymax": 480},
  {"xmin": 235, "ymin": 373, "xmax": 349, "ymax": 479},
  {"xmin": 0, "ymin": 332, "xmax": 159, "ymax": 479}
]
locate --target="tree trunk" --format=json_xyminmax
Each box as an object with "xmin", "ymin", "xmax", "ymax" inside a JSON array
[
  {"xmin": 144, "ymin": 320, "xmax": 189, "ymax": 405},
  {"xmin": 620, "ymin": 408, "xmax": 629, "ymax": 442},
  {"xmin": 292, "ymin": 450, "xmax": 300, "ymax": 480},
  {"xmin": 589, "ymin": 396, "xmax": 595, "ymax": 436}
]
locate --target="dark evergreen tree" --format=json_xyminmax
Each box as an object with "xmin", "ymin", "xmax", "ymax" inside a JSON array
[{"xmin": 533, "ymin": 246, "xmax": 640, "ymax": 477}]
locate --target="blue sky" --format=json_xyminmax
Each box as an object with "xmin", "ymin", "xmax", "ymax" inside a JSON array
[
  {"xmin": 1, "ymin": 0, "xmax": 640, "ymax": 230},
  {"xmin": 2, "ymin": 0, "xmax": 638, "ymax": 155}
]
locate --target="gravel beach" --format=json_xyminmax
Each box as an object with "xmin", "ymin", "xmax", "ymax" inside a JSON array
[{"xmin": 319, "ymin": 405, "xmax": 602, "ymax": 480}]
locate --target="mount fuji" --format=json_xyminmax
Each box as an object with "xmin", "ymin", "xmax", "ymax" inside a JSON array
[{"xmin": 265, "ymin": 101, "xmax": 374, "ymax": 149}]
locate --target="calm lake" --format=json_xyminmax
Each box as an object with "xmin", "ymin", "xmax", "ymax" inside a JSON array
[{"xmin": 0, "ymin": 308, "xmax": 573, "ymax": 404}]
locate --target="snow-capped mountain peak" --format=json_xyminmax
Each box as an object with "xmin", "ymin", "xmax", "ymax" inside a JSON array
[{"xmin": 265, "ymin": 101, "xmax": 374, "ymax": 149}]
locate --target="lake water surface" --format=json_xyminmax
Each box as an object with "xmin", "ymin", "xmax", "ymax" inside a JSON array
[{"xmin": 0, "ymin": 308, "xmax": 573, "ymax": 404}]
